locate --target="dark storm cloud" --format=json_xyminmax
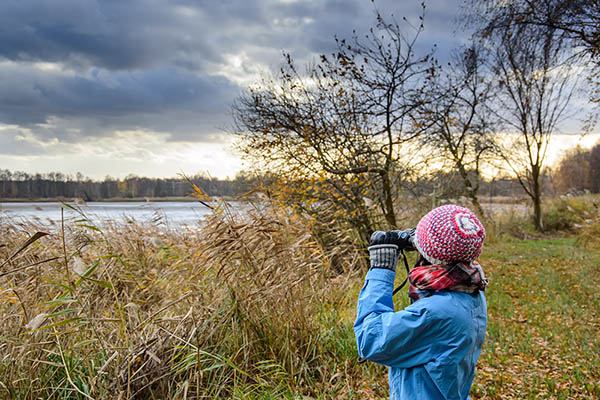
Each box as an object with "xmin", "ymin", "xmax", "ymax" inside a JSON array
[
  {"xmin": 0, "ymin": 0, "xmax": 464, "ymax": 149},
  {"xmin": 0, "ymin": 0, "xmax": 223, "ymax": 70},
  {"xmin": 0, "ymin": 64, "xmax": 235, "ymax": 125}
]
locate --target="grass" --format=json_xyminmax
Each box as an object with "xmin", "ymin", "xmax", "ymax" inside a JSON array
[
  {"xmin": 473, "ymin": 237, "xmax": 600, "ymax": 399},
  {"xmin": 0, "ymin": 197, "xmax": 599, "ymax": 399}
]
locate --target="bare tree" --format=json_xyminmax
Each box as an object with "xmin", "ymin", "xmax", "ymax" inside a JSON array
[
  {"xmin": 467, "ymin": 0, "xmax": 599, "ymax": 125},
  {"xmin": 415, "ymin": 45, "xmax": 497, "ymax": 217},
  {"xmin": 472, "ymin": 0, "xmax": 599, "ymax": 60},
  {"xmin": 487, "ymin": 24, "xmax": 577, "ymax": 230},
  {"xmin": 233, "ymin": 9, "xmax": 432, "ymax": 240}
]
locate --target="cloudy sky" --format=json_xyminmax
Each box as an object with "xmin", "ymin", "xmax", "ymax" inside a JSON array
[{"xmin": 0, "ymin": 0, "xmax": 596, "ymax": 180}]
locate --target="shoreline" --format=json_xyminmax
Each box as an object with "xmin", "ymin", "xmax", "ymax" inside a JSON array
[
  {"xmin": 1, "ymin": 195, "xmax": 529, "ymax": 204},
  {"xmin": 0, "ymin": 196, "xmax": 238, "ymax": 203}
]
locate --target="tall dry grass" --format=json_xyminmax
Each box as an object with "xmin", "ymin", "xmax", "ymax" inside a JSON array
[{"xmin": 0, "ymin": 200, "xmax": 382, "ymax": 399}]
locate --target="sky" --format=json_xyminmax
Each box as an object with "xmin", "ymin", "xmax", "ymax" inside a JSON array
[{"xmin": 0, "ymin": 0, "xmax": 597, "ymax": 180}]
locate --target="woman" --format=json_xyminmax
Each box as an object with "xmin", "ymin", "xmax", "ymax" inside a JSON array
[{"xmin": 354, "ymin": 204, "xmax": 488, "ymax": 399}]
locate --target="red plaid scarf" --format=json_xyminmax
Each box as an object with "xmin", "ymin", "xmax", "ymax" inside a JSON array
[{"xmin": 408, "ymin": 261, "xmax": 488, "ymax": 302}]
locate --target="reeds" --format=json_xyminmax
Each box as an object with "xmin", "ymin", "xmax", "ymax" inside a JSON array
[{"xmin": 0, "ymin": 199, "xmax": 377, "ymax": 399}]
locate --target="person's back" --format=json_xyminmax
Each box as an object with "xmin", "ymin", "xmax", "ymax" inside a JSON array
[
  {"xmin": 354, "ymin": 205, "xmax": 488, "ymax": 399},
  {"xmin": 391, "ymin": 292, "xmax": 486, "ymax": 399}
]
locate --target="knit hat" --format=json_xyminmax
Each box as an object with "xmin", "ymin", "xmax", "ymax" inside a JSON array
[{"xmin": 414, "ymin": 204, "xmax": 485, "ymax": 265}]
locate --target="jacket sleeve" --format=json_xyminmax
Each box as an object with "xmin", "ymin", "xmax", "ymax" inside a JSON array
[{"xmin": 353, "ymin": 268, "xmax": 438, "ymax": 369}]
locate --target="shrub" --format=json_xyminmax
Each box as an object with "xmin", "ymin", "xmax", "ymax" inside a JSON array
[{"xmin": 543, "ymin": 196, "xmax": 598, "ymax": 232}]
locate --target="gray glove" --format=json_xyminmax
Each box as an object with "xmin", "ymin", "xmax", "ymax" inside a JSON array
[{"xmin": 368, "ymin": 231, "xmax": 399, "ymax": 271}]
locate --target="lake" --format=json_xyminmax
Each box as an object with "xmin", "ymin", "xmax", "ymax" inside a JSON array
[
  {"xmin": 0, "ymin": 201, "xmax": 225, "ymax": 228},
  {"xmin": 0, "ymin": 200, "xmax": 528, "ymax": 229}
]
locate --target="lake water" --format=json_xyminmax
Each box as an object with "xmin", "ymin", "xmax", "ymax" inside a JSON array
[
  {"xmin": 0, "ymin": 201, "xmax": 224, "ymax": 228},
  {"xmin": 0, "ymin": 200, "xmax": 528, "ymax": 229}
]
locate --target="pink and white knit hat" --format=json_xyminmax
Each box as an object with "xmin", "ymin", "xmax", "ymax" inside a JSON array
[{"xmin": 414, "ymin": 204, "xmax": 485, "ymax": 265}]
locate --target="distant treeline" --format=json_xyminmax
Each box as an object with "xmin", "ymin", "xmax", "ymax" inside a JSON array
[
  {"xmin": 0, "ymin": 170, "xmax": 259, "ymax": 200},
  {"xmin": 0, "ymin": 168, "xmax": 536, "ymax": 201}
]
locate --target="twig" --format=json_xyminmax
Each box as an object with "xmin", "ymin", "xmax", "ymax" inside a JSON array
[
  {"xmin": 12, "ymin": 288, "xmax": 29, "ymax": 325},
  {"xmin": 53, "ymin": 327, "xmax": 94, "ymax": 400},
  {"xmin": 0, "ymin": 231, "xmax": 49, "ymax": 269},
  {"xmin": 92, "ymin": 350, "xmax": 118, "ymax": 382},
  {"xmin": 0, "ymin": 257, "xmax": 60, "ymax": 278},
  {"xmin": 60, "ymin": 208, "xmax": 73, "ymax": 290},
  {"xmin": 134, "ymin": 292, "xmax": 193, "ymax": 330}
]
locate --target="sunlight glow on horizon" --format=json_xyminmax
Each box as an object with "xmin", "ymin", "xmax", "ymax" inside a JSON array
[
  {"xmin": 1, "ymin": 128, "xmax": 598, "ymax": 181},
  {"xmin": 0, "ymin": 128, "xmax": 244, "ymax": 180}
]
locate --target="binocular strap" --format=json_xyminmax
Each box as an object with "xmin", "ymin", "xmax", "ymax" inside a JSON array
[{"xmin": 393, "ymin": 249, "xmax": 411, "ymax": 296}]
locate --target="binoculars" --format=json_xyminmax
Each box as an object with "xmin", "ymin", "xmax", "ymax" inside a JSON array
[
  {"xmin": 395, "ymin": 228, "xmax": 416, "ymax": 251},
  {"xmin": 370, "ymin": 228, "xmax": 417, "ymax": 251}
]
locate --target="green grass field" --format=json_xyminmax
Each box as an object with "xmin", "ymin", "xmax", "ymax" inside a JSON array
[
  {"xmin": 472, "ymin": 237, "xmax": 600, "ymax": 399},
  {"xmin": 1, "ymin": 202, "xmax": 599, "ymax": 399}
]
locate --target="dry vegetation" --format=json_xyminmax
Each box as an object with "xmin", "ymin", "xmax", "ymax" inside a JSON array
[
  {"xmin": 0, "ymin": 200, "xmax": 379, "ymax": 399},
  {"xmin": 1, "ymin": 196, "xmax": 599, "ymax": 399}
]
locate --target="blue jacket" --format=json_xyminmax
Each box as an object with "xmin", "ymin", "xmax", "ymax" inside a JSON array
[{"xmin": 354, "ymin": 268, "xmax": 487, "ymax": 400}]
